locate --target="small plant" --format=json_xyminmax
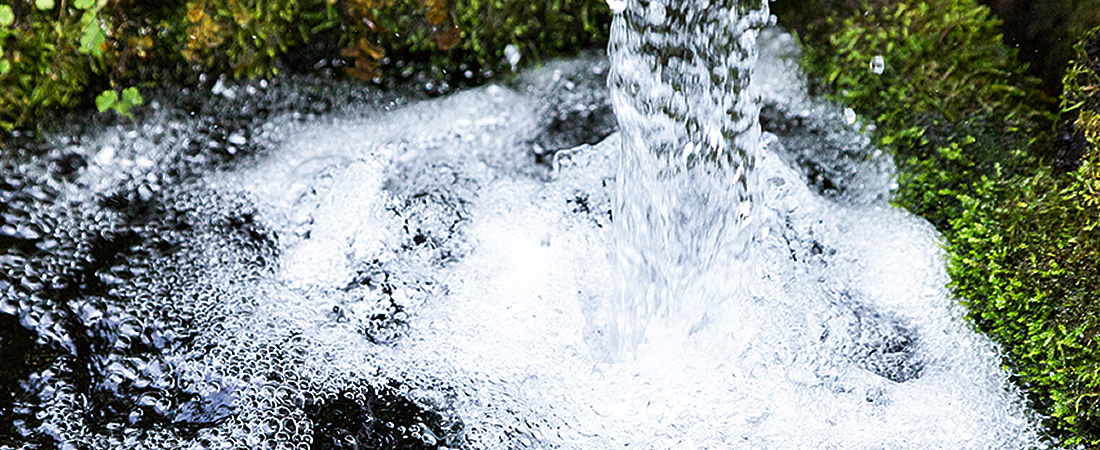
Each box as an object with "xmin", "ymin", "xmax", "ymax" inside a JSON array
[
  {"xmin": 75, "ymin": 0, "xmax": 106, "ymax": 56},
  {"xmin": 0, "ymin": 6, "xmax": 13, "ymax": 76},
  {"xmin": 94, "ymin": 87, "xmax": 143, "ymax": 118}
]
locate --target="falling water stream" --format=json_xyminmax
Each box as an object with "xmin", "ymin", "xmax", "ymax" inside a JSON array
[
  {"xmin": 608, "ymin": 0, "xmax": 769, "ymax": 356},
  {"xmin": 0, "ymin": 3, "xmax": 1048, "ymax": 448}
]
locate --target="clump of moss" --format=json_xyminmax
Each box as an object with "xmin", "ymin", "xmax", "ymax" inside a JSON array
[
  {"xmin": 962, "ymin": 27, "xmax": 1100, "ymax": 444},
  {"xmin": 950, "ymin": 169, "xmax": 1100, "ymax": 444},
  {"xmin": 949, "ymin": 29, "xmax": 1100, "ymax": 440},
  {"xmin": 0, "ymin": 2, "xmax": 96, "ymax": 130},
  {"xmin": 332, "ymin": 0, "xmax": 609, "ymax": 83},
  {"xmin": 451, "ymin": 0, "xmax": 606, "ymax": 72},
  {"xmin": 179, "ymin": 0, "xmax": 323, "ymax": 79},
  {"xmin": 778, "ymin": 1, "xmax": 1100, "ymax": 444},
  {"xmin": 0, "ymin": 0, "xmax": 610, "ymax": 134},
  {"xmin": 797, "ymin": 0, "xmax": 1048, "ymax": 228}
]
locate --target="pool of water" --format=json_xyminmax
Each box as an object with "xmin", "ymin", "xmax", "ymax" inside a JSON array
[{"xmin": 0, "ymin": 28, "xmax": 1043, "ymax": 449}]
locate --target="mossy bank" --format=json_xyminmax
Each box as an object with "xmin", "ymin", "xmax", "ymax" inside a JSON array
[
  {"xmin": 0, "ymin": 0, "xmax": 610, "ymax": 133},
  {"xmin": 774, "ymin": 0, "xmax": 1100, "ymax": 445}
]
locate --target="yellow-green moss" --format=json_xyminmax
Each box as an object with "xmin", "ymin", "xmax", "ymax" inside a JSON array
[
  {"xmin": 778, "ymin": 1, "xmax": 1100, "ymax": 445},
  {"xmin": 1064, "ymin": 27, "xmax": 1100, "ymax": 209},
  {"xmin": 950, "ymin": 166, "xmax": 1100, "ymax": 443},
  {"xmin": 796, "ymin": 0, "xmax": 1048, "ymax": 229},
  {"xmin": 0, "ymin": 2, "xmax": 95, "ymax": 130}
]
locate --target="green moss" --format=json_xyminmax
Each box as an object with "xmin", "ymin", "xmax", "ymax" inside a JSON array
[
  {"xmin": 950, "ymin": 167, "xmax": 1100, "ymax": 443},
  {"xmin": 451, "ymin": 0, "xmax": 607, "ymax": 73},
  {"xmin": 0, "ymin": 2, "xmax": 95, "ymax": 130},
  {"xmin": 0, "ymin": 0, "xmax": 610, "ymax": 134},
  {"xmin": 179, "ymin": 0, "xmax": 327, "ymax": 79},
  {"xmin": 795, "ymin": 0, "xmax": 1048, "ymax": 229},
  {"xmin": 964, "ymin": 28, "xmax": 1100, "ymax": 444},
  {"xmin": 338, "ymin": 0, "xmax": 610, "ymax": 82},
  {"xmin": 781, "ymin": 0, "xmax": 1100, "ymax": 443}
]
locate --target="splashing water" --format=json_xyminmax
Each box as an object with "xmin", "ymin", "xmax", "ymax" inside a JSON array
[
  {"xmin": 608, "ymin": 0, "xmax": 769, "ymax": 355},
  {"xmin": 0, "ymin": 23, "xmax": 1047, "ymax": 450}
]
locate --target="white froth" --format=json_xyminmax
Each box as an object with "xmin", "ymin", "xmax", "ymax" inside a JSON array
[{"xmin": 43, "ymin": 28, "xmax": 1042, "ymax": 449}]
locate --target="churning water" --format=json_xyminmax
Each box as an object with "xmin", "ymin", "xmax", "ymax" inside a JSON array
[
  {"xmin": 608, "ymin": 0, "xmax": 769, "ymax": 356},
  {"xmin": 0, "ymin": 9, "xmax": 1045, "ymax": 450}
]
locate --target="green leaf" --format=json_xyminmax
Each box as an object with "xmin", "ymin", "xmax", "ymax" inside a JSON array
[
  {"xmin": 0, "ymin": 5, "xmax": 14, "ymax": 27},
  {"xmin": 117, "ymin": 87, "xmax": 143, "ymax": 115},
  {"xmin": 95, "ymin": 90, "xmax": 118, "ymax": 113},
  {"xmin": 34, "ymin": 0, "xmax": 55, "ymax": 11},
  {"xmin": 121, "ymin": 87, "xmax": 142, "ymax": 107},
  {"xmin": 74, "ymin": 0, "xmax": 96, "ymax": 9},
  {"xmin": 0, "ymin": 60, "xmax": 9, "ymax": 76},
  {"xmin": 79, "ymin": 18, "xmax": 106, "ymax": 55}
]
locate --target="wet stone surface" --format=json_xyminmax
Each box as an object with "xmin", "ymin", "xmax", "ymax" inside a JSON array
[
  {"xmin": 306, "ymin": 384, "xmax": 461, "ymax": 449},
  {"xmin": 524, "ymin": 53, "xmax": 618, "ymax": 166},
  {"xmin": 0, "ymin": 72, "xmax": 443, "ymax": 447}
]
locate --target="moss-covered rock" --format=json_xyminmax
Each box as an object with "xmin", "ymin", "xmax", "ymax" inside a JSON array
[
  {"xmin": 776, "ymin": 1, "xmax": 1100, "ymax": 445},
  {"xmin": 0, "ymin": 0, "xmax": 610, "ymax": 133}
]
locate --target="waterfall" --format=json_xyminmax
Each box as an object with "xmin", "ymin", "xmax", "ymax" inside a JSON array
[{"xmin": 608, "ymin": 0, "xmax": 771, "ymax": 355}]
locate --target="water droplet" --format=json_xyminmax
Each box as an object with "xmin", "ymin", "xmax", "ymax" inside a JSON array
[
  {"xmin": 870, "ymin": 55, "xmax": 885, "ymax": 75},
  {"xmin": 505, "ymin": 44, "xmax": 522, "ymax": 72}
]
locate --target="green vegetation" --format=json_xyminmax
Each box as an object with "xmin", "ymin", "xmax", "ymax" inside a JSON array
[
  {"xmin": 775, "ymin": 0, "xmax": 1100, "ymax": 443},
  {"xmin": 95, "ymin": 86, "xmax": 142, "ymax": 117},
  {"xmin": 793, "ymin": 0, "xmax": 1047, "ymax": 228},
  {"xmin": 0, "ymin": 0, "xmax": 610, "ymax": 133}
]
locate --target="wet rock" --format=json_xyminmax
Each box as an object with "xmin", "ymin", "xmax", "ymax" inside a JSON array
[
  {"xmin": 1054, "ymin": 118, "xmax": 1089, "ymax": 171},
  {"xmin": 524, "ymin": 54, "xmax": 617, "ymax": 166},
  {"xmin": 0, "ymin": 311, "xmax": 59, "ymax": 445},
  {"xmin": 760, "ymin": 102, "xmax": 891, "ymax": 204},
  {"xmin": 845, "ymin": 301, "xmax": 923, "ymax": 383},
  {"xmin": 306, "ymin": 385, "xmax": 461, "ymax": 449}
]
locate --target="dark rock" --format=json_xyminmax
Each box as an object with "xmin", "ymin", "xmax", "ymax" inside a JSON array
[
  {"xmin": 306, "ymin": 385, "xmax": 461, "ymax": 449},
  {"xmin": 526, "ymin": 54, "xmax": 617, "ymax": 166}
]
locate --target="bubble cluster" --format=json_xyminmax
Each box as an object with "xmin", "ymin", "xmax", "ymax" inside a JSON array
[{"xmin": 0, "ymin": 72, "xmax": 450, "ymax": 448}]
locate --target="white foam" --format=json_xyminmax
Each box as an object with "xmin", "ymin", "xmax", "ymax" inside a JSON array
[{"xmin": 36, "ymin": 28, "xmax": 1042, "ymax": 449}]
